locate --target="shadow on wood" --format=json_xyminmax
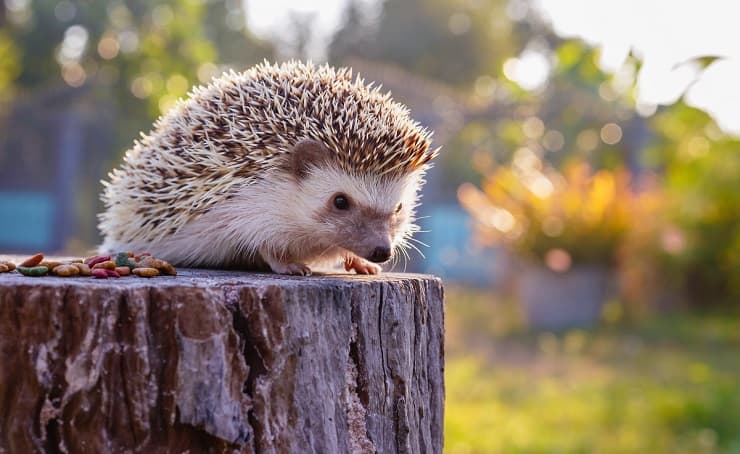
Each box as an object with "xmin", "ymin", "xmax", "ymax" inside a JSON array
[{"xmin": 0, "ymin": 265, "xmax": 444, "ymax": 454}]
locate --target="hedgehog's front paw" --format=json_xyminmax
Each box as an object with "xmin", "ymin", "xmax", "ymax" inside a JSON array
[
  {"xmin": 344, "ymin": 256, "xmax": 382, "ymax": 275},
  {"xmin": 271, "ymin": 262, "xmax": 313, "ymax": 276}
]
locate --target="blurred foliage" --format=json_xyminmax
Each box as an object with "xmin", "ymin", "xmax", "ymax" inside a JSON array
[
  {"xmin": 617, "ymin": 175, "xmax": 678, "ymax": 311},
  {"xmin": 0, "ymin": 30, "xmax": 19, "ymax": 105},
  {"xmin": 445, "ymin": 287, "xmax": 740, "ymax": 454},
  {"xmin": 646, "ymin": 103, "xmax": 740, "ymax": 305},
  {"xmin": 1, "ymin": 0, "xmax": 274, "ymax": 157},
  {"xmin": 439, "ymin": 40, "xmax": 641, "ymax": 188},
  {"xmin": 458, "ymin": 159, "xmax": 653, "ymax": 269},
  {"xmin": 330, "ymin": 0, "xmax": 518, "ymax": 86}
]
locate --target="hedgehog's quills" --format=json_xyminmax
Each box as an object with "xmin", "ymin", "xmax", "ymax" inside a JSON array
[{"xmin": 98, "ymin": 61, "xmax": 438, "ymax": 275}]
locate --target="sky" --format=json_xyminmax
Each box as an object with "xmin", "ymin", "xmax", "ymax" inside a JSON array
[
  {"xmin": 244, "ymin": 0, "xmax": 349, "ymax": 60},
  {"xmin": 531, "ymin": 0, "xmax": 740, "ymax": 135},
  {"xmin": 244, "ymin": 0, "xmax": 740, "ymax": 136}
]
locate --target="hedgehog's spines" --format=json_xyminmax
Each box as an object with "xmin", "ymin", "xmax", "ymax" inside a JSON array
[{"xmin": 100, "ymin": 61, "xmax": 437, "ymax": 246}]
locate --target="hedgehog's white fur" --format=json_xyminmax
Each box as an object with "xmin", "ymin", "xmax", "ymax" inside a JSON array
[
  {"xmin": 118, "ymin": 166, "xmax": 425, "ymax": 272},
  {"xmin": 99, "ymin": 61, "xmax": 436, "ymax": 274}
]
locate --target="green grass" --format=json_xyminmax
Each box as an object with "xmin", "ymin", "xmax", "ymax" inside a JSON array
[{"xmin": 444, "ymin": 287, "xmax": 740, "ymax": 454}]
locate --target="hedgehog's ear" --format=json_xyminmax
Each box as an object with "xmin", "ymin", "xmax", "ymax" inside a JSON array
[{"xmin": 288, "ymin": 139, "xmax": 334, "ymax": 179}]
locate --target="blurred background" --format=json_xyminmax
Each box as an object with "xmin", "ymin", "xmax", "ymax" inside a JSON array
[{"xmin": 0, "ymin": 0, "xmax": 738, "ymax": 451}]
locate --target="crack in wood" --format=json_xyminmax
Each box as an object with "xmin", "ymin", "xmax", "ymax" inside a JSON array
[{"xmin": 345, "ymin": 323, "xmax": 376, "ymax": 454}]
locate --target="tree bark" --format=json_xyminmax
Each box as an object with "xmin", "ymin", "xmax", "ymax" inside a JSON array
[{"xmin": 0, "ymin": 264, "xmax": 444, "ymax": 454}]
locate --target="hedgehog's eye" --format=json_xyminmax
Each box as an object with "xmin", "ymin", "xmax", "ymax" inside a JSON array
[
  {"xmin": 333, "ymin": 194, "xmax": 350, "ymax": 210},
  {"xmin": 395, "ymin": 203, "xmax": 403, "ymax": 214}
]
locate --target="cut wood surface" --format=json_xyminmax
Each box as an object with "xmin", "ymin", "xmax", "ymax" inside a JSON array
[{"xmin": 0, "ymin": 256, "xmax": 444, "ymax": 454}]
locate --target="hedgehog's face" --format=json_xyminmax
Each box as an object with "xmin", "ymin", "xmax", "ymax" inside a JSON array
[
  {"xmin": 303, "ymin": 168, "xmax": 421, "ymax": 264},
  {"xmin": 288, "ymin": 140, "xmax": 423, "ymax": 265}
]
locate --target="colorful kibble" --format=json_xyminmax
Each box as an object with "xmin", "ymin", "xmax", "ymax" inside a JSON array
[
  {"xmin": 133, "ymin": 267, "xmax": 159, "ymax": 278},
  {"xmin": 137, "ymin": 256, "xmax": 156, "ymax": 268},
  {"xmin": 115, "ymin": 252, "xmax": 138, "ymax": 269},
  {"xmin": 137, "ymin": 257, "xmax": 176, "ymax": 276},
  {"xmin": 91, "ymin": 268, "xmax": 109, "ymax": 279},
  {"xmin": 92, "ymin": 260, "xmax": 116, "ymax": 270},
  {"xmin": 53, "ymin": 264, "xmax": 80, "ymax": 277},
  {"xmin": 86, "ymin": 255, "xmax": 111, "ymax": 267},
  {"xmin": 40, "ymin": 261, "xmax": 64, "ymax": 271},
  {"xmin": 1, "ymin": 261, "xmax": 16, "ymax": 271},
  {"xmin": 0, "ymin": 264, "xmax": 9, "ymax": 273},
  {"xmin": 20, "ymin": 253, "xmax": 44, "ymax": 267},
  {"xmin": 11, "ymin": 252, "xmax": 175, "ymax": 279},
  {"xmin": 158, "ymin": 261, "xmax": 177, "ymax": 276},
  {"xmin": 73, "ymin": 263, "xmax": 92, "ymax": 276},
  {"xmin": 17, "ymin": 266, "xmax": 49, "ymax": 277}
]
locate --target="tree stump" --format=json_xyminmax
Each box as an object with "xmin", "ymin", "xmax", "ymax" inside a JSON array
[{"xmin": 0, "ymin": 261, "xmax": 444, "ymax": 454}]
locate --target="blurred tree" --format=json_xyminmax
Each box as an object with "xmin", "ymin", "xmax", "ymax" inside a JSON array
[
  {"xmin": 0, "ymin": 0, "xmax": 274, "ymax": 247},
  {"xmin": 645, "ymin": 102, "xmax": 740, "ymax": 305},
  {"xmin": 329, "ymin": 0, "xmax": 517, "ymax": 87},
  {"xmin": 329, "ymin": 1, "xmax": 643, "ymax": 190},
  {"xmin": 328, "ymin": 0, "xmax": 370, "ymax": 65},
  {"xmin": 1, "ymin": 0, "xmax": 274, "ymax": 143},
  {"xmin": 203, "ymin": 0, "xmax": 273, "ymax": 68},
  {"xmin": 283, "ymin": 11, "xmax": 317, "ymax": 61},
  {"xmin": 0, "ymin": 29, "xmax": 19, "ymax": 105}
]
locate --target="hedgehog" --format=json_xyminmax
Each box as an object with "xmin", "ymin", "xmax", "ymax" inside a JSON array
[{"xmin": 98, "ymin": 61, "xmax": 437, "ymax": 275}]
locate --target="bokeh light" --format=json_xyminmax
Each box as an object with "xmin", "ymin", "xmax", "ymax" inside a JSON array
[
  {"xmin": 503, "ymin": 48, "xmax": 551, "ymax": 91},
  {"xmin": 542, "ymin": 130, "xmax": 564, "ymax": 151},
  {"xmin": 522, "ymin": 116, "xmax": 545, "ymax": 139},
  {"xmin": 576, "ymin": 129, "xmax": 599, "ymax": 151},
  {"xmin": 600, "ymin": 122, "xmax": 623, "ymax": 145},
  {"xmin": 97, "ymin": 35, "xmax": 120, "ymax": 60},
  {"xmin": 545, "ymin": 248, "xmax": 572, "ymax": 272}
]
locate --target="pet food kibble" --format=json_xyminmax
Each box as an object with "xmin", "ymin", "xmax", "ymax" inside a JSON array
[
  {"xmin": 73, "ymin": 263, "xmax": 92, "ymax": 276},
  {"xmin": 0, "ymin": 264, "xmax": 9, "ymax": 273},
  {"xmin": 10, "ymin": 251, "xmax": 174, "ymax": 279},
  {"xmin": 86, "ymin": 255, "xmax": 111, "ymax": 267},
  {"xmin": 133, "ymin": 267, "xmax": 159, "ymax": 278},
  {"xmin": 92, "ymin": 260, "xmax": 116, "ymax": 270},
  {"xmin": 17, "ymin": 266, "xmax": 49, "ymax": 277},
  {"xmin": 92, "ymin": 268, "xmax": 108, "ymax": 279},
  {"xmin": 137, "ymin": 257, "xmax": 176, "ymax": 275},
  {"xmin": 20, "ymin": 253, "xmax": 44, "ymax": 267},
  {"xmin": 40, "ymin": 261, "xmax": 64, "ymax": 271},
  {"xmin": 158, "ymin": 260, "xmax": 177, "ymax": 276},
  {"xmin": 137, "ymin": 256, "xmax": 156, "ymax": 268},
  {"xmin": 53, "ymin": 264, "xmax": 80, "ymax": 277},
  {"xmin": 1, "ymin": 261, "xmax": 16, "ymax": 271},
  {"xmin": 115, "ymin": 252, "xmax": 138, "ymax": 269}
]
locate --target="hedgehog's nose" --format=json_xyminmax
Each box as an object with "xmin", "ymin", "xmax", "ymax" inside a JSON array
[{"xmin": 369, "ymin": 246, "xmax": 391, "ymax": 263}]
